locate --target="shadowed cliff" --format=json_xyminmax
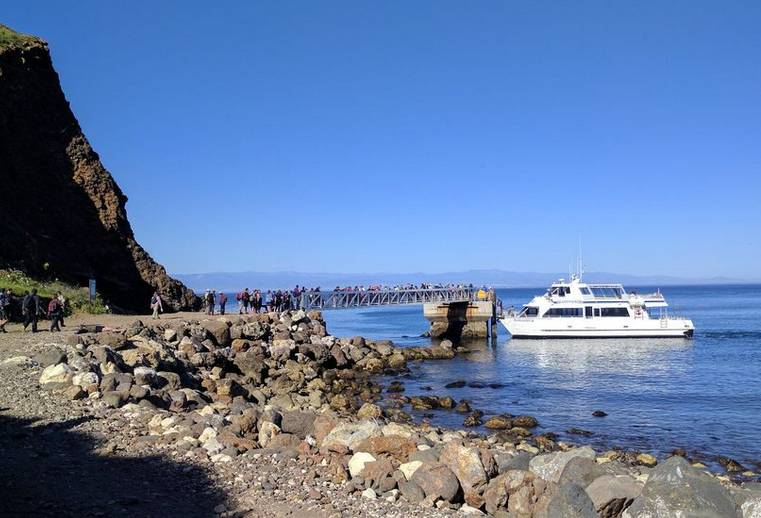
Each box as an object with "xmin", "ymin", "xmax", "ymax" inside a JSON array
[{"xmin": 0, "ymin": 24, "xmax": 198, "ymax": 312}]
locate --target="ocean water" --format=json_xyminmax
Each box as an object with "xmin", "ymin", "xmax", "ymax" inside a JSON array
[{"xmin": 322, "ymin": 284, "xmax": 761, "ymax": 468}]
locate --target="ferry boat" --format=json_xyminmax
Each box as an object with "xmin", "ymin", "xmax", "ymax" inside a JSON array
[{"xmin": 500, "ymin": 275, "xmax": 694, "ymax": 339}]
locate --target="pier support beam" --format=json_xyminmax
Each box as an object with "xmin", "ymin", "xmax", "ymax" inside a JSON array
[{"xmin": 424, "ymin": 301, "xmax": 494, "ymax": 342}]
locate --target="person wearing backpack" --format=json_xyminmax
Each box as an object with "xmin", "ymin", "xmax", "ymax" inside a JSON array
[
  {"xmin": 22, "ymin": 289, "xmax": 40, "ymax": 333},
  {"xmin": 150, "ymin": 291, "xmax": 163, "ymax": 319},
  {"xmin": 48, "ymin": 296, "xmax": 62, "ymax": 332}
]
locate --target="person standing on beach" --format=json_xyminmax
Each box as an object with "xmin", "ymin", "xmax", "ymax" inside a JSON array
[
  {"xmin": 22, "ymin": 289, "xmax": 40, "ymax": 332},
  {"xmin": 57, "ymin": 292, "xmax": 66, "ymax": 327},
  {"xmin": 241, "ymin": 288, "xmax": 251, "ymax": 314},
  {"xmin": 205, "ymin": 290, "xmax": 215, "ymax": 315},
  {"xmin": 253, "ymin": 290, "xmax": 262, "ymax": 313},
  {"xmin": 150, "ymin": 291, "xmax": 163, "ymax": 319},
  {"xmin": 0, "ymin": 288, "xmax": 10, "ymax": 333},
  {"xmin": 218, "ymin": 291, "xmax": 227, "ymax": 315},
  {"xmin": 47, "ymin": 295, "xmax": 62, "ymax": 332}
]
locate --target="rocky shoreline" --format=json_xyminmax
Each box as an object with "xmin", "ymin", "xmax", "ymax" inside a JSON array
[{"xmin": 0, "ymin": 310, "xmax": 759, "ymax": 517}]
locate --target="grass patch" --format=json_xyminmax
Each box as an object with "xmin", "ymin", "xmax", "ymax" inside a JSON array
[
  {"xmin": 0, "ymin": 24, "xmax": 40, "ymax": 48},
  {"xmin": 0, "ymin": 269, "xmax": 108, "ymax": 315}
]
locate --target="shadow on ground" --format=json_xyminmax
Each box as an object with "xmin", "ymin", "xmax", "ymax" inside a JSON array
[{"xmin": 0, "ymin": 412, "xmax": 227, "ymax": 517}]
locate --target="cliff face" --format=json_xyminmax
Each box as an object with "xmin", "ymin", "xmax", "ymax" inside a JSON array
[{"xmin": 0, "ymin": 26, "xmax": 198, "ymax": 312}]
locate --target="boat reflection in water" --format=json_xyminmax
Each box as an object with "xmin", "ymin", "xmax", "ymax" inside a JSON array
[{"xmin": 505, "ymin": 337, "xmax": 694, "ymax": 380}]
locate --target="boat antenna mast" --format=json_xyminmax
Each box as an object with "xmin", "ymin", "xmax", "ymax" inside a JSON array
[{"xmin": 576, "ymin": 237, "xmax": 584, "ymax": 281}]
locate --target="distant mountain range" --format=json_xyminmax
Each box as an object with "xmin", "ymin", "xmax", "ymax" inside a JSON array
[{"xmin": 173, "ymin": 269, "xmax": 750, "ymax": 292}]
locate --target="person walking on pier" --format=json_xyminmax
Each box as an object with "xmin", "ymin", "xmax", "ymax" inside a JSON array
[
  {"xmin": 252, "ymin": 290, "xmax": 262, "ymax": 313},
  {"xmin": 218, "ymin": 291, "xmax": 227, "ymax": 315},
  {"xmin": 293, "ymin": 285, "xmax": 302, "ymax": 310},
  {"xmin": 239, "ymin": 288, "xmax": 251, "ymax": 314},
  {"xmin": 22, "ymin": 289, "xmax": 40, "ymax": 332}
]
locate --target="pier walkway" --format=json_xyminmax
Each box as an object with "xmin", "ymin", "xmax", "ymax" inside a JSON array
[{"xmin": 298, "ymin": 287, "xmax": 474, "ymax": 310}]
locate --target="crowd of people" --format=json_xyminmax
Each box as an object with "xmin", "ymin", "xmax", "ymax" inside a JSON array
[
  {"xmin": 195, "ymin": 283, "xmax": 480, "ymax": 315},
  {"xmin": 0, "ymin": 288, "xmax": 67, "ymax": 333}
]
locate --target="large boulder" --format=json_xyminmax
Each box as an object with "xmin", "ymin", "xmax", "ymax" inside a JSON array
[
  {"xmin": 33, "ymin": 347, "xmax": 67, "ymax": 367},
  {"xmin": 349, "ymin": 451, "xmax": 375, "ymax": 478},
  {"xmin": 321, "ymin": 420, "xmax": 380, "ymax": 453},
  {"xmin": 586, "ymin": 475, "xmax": 642, "ymax": 518},
  {"xmin": 411, "ymin": 462, "xmax": 461, "ymax": 503},
  {"xmin": 623, "ymin": 457, "xmax": 741, "ymax": 518},
  {"xmin": 557, "ymin": 456, "xmax": 629, "ymax": 488},
  {"xmin": 439, "ymin": 442, "xmax": 488, "ymax": 507},
  {"xmin": 539, "ymin": 483, "xmax": 596, "ymax": 518},
  {"xmin": 202, "ymin": 320, "xmax": 230, "ymax": 347},
  {"xmin": 233, "ymin": 350, "xmax": 267, "ymax": 384},
  {"xmin": 39, "ymin": 363, "xmax": 73, "ymax": 389},
  {"xmin": 354, "ymin": 435, "xmax": 417, "ymax": 462},
  {"xmin": 484, "ymin": 469, "xmax": 557, "ymax": 516},
  {"xmin": 280, "ymin": 411, "xmax": 316, "ymax": 439},
  {"xmin": 529, "ymin": 446, "xmax": 596, "ymax": 483}
]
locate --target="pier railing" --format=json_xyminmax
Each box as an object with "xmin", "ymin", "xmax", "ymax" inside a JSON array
[{"xmin": 298, "ymin": 287, "xmax": 474, "ymax": 310}]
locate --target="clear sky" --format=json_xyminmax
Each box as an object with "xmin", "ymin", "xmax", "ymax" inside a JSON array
[{"xmin": 5, "ymin": 2, "xmax": 761, "ymax": 278}]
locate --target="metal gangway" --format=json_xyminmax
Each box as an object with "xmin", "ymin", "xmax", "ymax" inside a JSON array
[{"xmin": 298, "ymin": 287, "xmax": 474, "ymax": 310}]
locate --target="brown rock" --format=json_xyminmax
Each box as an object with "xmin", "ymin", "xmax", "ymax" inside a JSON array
[{"xmin": 355, "ymin": 435, "xmax": 417, "ymax": 461}]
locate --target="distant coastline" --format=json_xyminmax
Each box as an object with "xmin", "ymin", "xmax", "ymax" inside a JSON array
[{"xmin": 173, "ymin": 269, "xmax": 757, "ymax": 292}]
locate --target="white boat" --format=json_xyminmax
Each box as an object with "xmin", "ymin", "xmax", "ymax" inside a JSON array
[{"xmin": 500, "ymin": 275, "xmax": 694, "ymax": 339}]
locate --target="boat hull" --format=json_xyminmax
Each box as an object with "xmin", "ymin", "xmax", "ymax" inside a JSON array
[{"xmin": 500, "ymin": 317, "xmax": 694, "ymax": 339}]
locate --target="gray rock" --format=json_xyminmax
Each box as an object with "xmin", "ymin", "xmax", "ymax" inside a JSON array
[
  {"xmin": 542, "ymin": 483, "xmax": 596, "ymax": 518},
  {"xmin": 586, "ymin": 475, "xmax": 641, "ymax": 518},
  {"xmin": 529, "ymin": 446, "xmax": 596, "ymax": 483},
  {"xmin": 623, "ymin": 456, "xmax": 741, "ymax": 518},
  {"xmin": 410, "ymin": 462, "xmax": 461, "ymax": 503},
  {"xmin": 496, "ymin": 451, "xmax": 532, "ymax": 473},
  {"xmin": 399, "ymin": 480, "xmax": 426, "ymax": 503},
  {"xmin": 280, "ymin": 411, "xmax": 316, "ymax": 439},
  {"xmin": 558, "ymin": 456, "xmax": 629, "ymax": 488},
  {"xmin": 410, "ymin": 446, "xmax": 441, "ymax": 464},
  {"xmin": 33, "ymin": 347, "xmax": 67, "ymax": 367},
  {"xmin": 103, "ymin": 390, "xmax": 129, "ymax": 408}
]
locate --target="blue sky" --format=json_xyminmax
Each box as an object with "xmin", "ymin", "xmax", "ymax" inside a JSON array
[{"xmin": 6, "ymin": 2, "xmax": 761, "ymax": 278}]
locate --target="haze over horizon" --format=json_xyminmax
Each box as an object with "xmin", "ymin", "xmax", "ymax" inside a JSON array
[{"xmin": 5, "ymin": 1, "xmax": 760, "ymax": 279}]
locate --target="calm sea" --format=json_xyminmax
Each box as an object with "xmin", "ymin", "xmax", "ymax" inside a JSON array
[{"xmin": 321, "ymin": 284, "xmax": 761, "ymax": 468}]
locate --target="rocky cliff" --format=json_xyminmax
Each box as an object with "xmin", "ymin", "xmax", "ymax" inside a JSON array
[{"xmin": 0, "ymin": 24, "xmax": 198, "ymax": 312}]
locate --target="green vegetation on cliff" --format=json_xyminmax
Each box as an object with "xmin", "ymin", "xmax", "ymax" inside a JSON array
[
  {"xmin": 0, "ymin": 270, "xmax": 108, "ymax": 314},
  {"xmin": 0, "ymin": 24, "xmax": 41, "ymax": 48}
]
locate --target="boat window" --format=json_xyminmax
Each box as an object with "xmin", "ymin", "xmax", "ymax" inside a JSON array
[
  {"xmin": 594, "ymin": 308, "xmax": 601, "ymax": 317},
  {"xmin": 590, "ymin": 287, "xmax": 623, "ymax": 298},
  {"xmin": 580, "ymin": 287, "xmax": 591, "ymax": 295},
  {"xmin": 600, "ymin": 307, "xmax": 630, "ymax": 317},
  {"xmin": 585, "ymin": 306, "xmax": 593, "ymax": 317},
  {"xmin": 543, "ymin": 307, "xmax": 583, "ymax": 318},
  {"xmin": 522, "ymin": 306, "xmax": 538, "ymax": 317}
]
